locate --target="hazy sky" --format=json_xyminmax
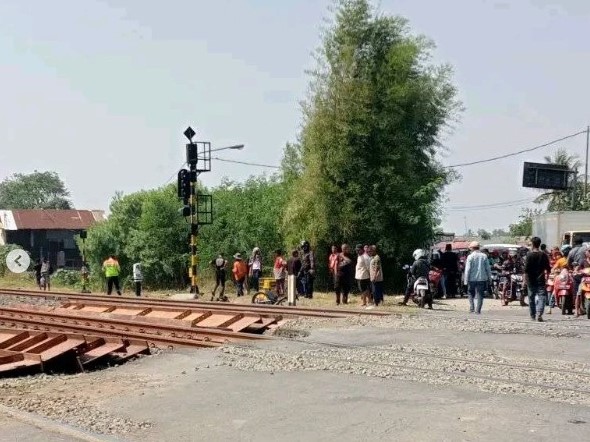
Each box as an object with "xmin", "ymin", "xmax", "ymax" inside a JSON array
[{"xmin": 1, "ymin": 0, "xmax": 589, "ymax": 234}]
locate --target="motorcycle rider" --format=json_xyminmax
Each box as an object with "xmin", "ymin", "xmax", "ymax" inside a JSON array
[
  {"xmin": 513, "ymin": 249, "xmax": 528, "ymax": 307},
  {"xmin": 400, "ymin": 249, "xmax": 431, "ymax": 307}
]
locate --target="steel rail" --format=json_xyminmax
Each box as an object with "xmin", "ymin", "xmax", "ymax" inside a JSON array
[
  {"xmin": 0, "ymin": 288, "xmax": 390, "ymax": 317},
  {"xmin": 0, "ymin": 305, "xmax": 268, "ymax": 349}
]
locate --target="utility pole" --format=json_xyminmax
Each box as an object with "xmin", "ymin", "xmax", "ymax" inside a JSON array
[{"xmin": 177, "ymin": 126, "xmax": 244, "ymax": 297}]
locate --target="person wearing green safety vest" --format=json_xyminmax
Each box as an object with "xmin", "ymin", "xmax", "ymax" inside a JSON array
[{"xmin": 102, "ymin": 255, "xmax": 122, "ymax": 296}]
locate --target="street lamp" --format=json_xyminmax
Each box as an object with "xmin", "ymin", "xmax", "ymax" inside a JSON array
[{"xmin": 210, "ymin": 144, "xmax": 245, "ymax": 153}]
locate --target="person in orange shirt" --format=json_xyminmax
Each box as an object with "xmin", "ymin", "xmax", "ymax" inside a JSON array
[
  {"xmin": 232, "ymin": 253, "xmax": 248, "ymax": 297},
  {"xmin": 552, "ymin": 251, "xmax": 568, "ymax": 271}
]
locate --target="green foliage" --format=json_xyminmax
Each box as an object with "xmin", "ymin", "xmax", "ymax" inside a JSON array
[
  {"xmin": 0, "ymin": 171, "xmax": 72, "ymax": 209},
  {"xmin": 81, "ymin": 185, "xmax": 189, "ymax": 289},
  {"xmin": 282, "ymin": 0, "xmax": 460, "ymax": 261},
  {"xmin": 477, "ymin": 229, "xmax": 491, "ymax": 240},
  {"xmin": 199, "ymin": 176, "xmax": 288, "ymax": 272},
  {"xmin": 0, "ymin": 244, "xmax": 30, "ymax": 277},
  {"xmin": 509, "ymin": 208, "xmax": 542, "ymax": 238},
  {"xmin": 534, "ymin": 148, "xmax": 584, "ymax": 211},
  {"xmin": 51, "ymin": 269, "xmax": 83, "ymax": 287},
  {"xmin": 82, "ymin": 177, "xmax": 289, "ymax": 289}
]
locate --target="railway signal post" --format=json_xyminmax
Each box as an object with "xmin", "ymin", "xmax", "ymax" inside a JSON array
[{"xmin": 178, "ymin": 126, "xmax": 243, "ymax": 297}]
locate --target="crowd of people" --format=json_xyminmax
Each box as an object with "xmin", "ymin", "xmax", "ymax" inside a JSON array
[
  {"xmin": 207, "ymin": 241, "xmax": 384, "ymax": 307},
  {"xmin": 419, "ymin": 236, "xmax": 589, "ymax": 320},
  {"xmin": 209, "ymin": 240, "xmax": 317, "ymax": 301}
]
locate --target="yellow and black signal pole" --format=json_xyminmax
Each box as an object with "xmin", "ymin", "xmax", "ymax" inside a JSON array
[
  {"xmin": 178, "ymin": 126, "xmax": 213, "ymax": 297},
  {"xmin": 178, "ymin": 126, "xmax": 243, "ymax": 297}
]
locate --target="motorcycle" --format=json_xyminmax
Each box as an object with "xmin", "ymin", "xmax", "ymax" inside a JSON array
[
  {"xmin": 429, "ymin": 266, "xmax": 443, "ymax": 299},
  {"xmin": 402, "ymin": 265, "xmax": 432, "ymax": 308},
  {"xmin": 501, "ymin": 273, "xmax": 524, "ymax": 306},
  {"xmin": 251, "ymin": 290, "xmax": 286, "ymax": 305},
  {"xmin": 490, "ymin": 270, "xmax": 500, "ymax": 299},
  {"xmin": 554, "ymin": 271, "xmax": 574, "ymax": 315}
]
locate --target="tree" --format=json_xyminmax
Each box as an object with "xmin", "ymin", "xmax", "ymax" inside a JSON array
[
  {"xmin": 508, "ymin": 208, "xmax": 542, "ymax": 238},
  {"xmin": 477, "ymin": 229, "xmax": 491, "ymax": 240},
  {"xmin": 0, "ymin": 171, "xmax": 72, "ymax": 209},
  {"xmin": 282, "ymin": 0, "xmax": 460, "ymax": 263},
  {"xmin": 534, "ymin": 148, "xmax": 581, "ymax": 211}
]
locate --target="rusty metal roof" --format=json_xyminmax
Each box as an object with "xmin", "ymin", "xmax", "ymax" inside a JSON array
[{"xmin": 8, "ymin": 210, "xmax": 104, "ymax": 230}]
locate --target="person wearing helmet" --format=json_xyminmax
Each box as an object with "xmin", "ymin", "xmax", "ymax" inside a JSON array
[
  {"xmin": 400, "ymin": 249, "xmax": 430, "ymax": 306},
  {"xmin": 299, "ymin": 240, "xmax": 316, "ymax": 299}
]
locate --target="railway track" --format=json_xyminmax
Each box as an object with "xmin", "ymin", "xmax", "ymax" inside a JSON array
[
  {"xmin": 0, "ymin": 305, "xmax": 266, "ymax": 347},
  {"xmin": 0, "ymin": 288, "xmax": 390, "ymax": 318}
]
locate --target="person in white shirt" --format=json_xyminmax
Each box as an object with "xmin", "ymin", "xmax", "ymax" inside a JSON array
[{"xmin": 355, "ymin": 244, "xmax": 372, "ymax": 307}]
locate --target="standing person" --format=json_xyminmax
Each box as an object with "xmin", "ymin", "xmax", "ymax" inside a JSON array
[
  {"xmin": 329, "ymin": 245, "xmax": 340, "ymax": 282},
  {"xmin": 574, "ymin": 249, "xmax": 590, "ymax": 317},
  {"xmin": 300, "ymin": 241, "xmax": 316, "ymax": 299},
  {"xmin": 273, "ymin": 250, "xmax": 287, "ymax": 296},
  {"xmin": 232, "ymin": 253, "xmax": 247, "ymax": 297},
  {"xmin": 248, "ymin": 248, "xmax": 262, "ymax": 293},
  {"xmin": 33, "ymin": 259, "xmax": 42, "ymax": 289},
  {"xmin": 132, "ymin": 262, "xmax": 143, "ymax": 297},
  {"xmin": 210, "ymin": 254, "xmax": 228, "ymax": 301},
  {"xmin": 464, "ymin": 242, "xmax": 491, "ymax": 314},
  {"xmin": 524, "ymin": 237, "xmax": 551, "ymax": 322},
  {"xmin": 568, "ymin": 238, "xmax": 587, "ymax": 295},
  {"xmin": 355, "ymin": 244, "xmax": 371, "ymax": 306},
  {"xmin": 40, "ymin": 258, "xmax": 53, "ymax": 291},
  {"xmin": 287, "ymin": 249, "xmax": 302, "ymax": 299},
  {"xmin": 440, "ymin": 244, "xmax": 459, "ymax": 298},
  {"xmin": 335, "ymin": 244, "xmax": 354, "ymax": 305},
  {"xmin": 102, "ymin": 255, "xmax": 122, "ymax": 296},
  {"xmin": 369, "ymin": 245, "xmax": 384, "ymax": 306}
]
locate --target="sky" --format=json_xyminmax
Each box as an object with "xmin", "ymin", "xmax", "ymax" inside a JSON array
[{"xmin": 1, "ymin": 0, "xmax": 589, "ymax": 234}]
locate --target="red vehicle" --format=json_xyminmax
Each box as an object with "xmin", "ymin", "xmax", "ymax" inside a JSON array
[{"xmin": 554, "ymin": 270, "xmax": 574, "ymax": 315}]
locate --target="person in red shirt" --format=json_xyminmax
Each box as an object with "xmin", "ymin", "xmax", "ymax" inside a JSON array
[
  {"xmin": 232, "ymin": 253, "xmax": 248, "ymax": 297},
  {"xmin": 273, "ymin": 249, "xmax": 287, "ymax": 295}
]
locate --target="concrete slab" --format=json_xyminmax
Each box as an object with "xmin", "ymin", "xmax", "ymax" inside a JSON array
[
  {"xmin": 0, "ymin": 410, "xmax": 108, "ymax": 442},
  {"xmin": 94, "ymin": 349, "xmax": 590, "ymax": 442}
]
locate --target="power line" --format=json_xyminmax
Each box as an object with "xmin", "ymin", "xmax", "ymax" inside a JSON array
[
  {"xmin": 212, "ymin": 157, "xmax": 281, "ymax": 169},
  {"xmin": 162, "ymin": 162, "xmax": 186, "ymax": 187},
  {"xmin": 447, "ymin": 130, "xmax": 587, "ymax": 168},
  {"xmin": 447, "ymin": 198, "xmax": 535, "ymax": 212}
]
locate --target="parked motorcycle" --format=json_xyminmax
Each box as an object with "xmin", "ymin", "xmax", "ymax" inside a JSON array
[{"xmin": 251, "ymin": 290, "xmax": 286, "ymax": 305}]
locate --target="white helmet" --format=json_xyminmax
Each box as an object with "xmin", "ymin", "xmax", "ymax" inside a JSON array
[{"xmin": 413, "ymin": 249, "xmax": 426, "ymax": 260}]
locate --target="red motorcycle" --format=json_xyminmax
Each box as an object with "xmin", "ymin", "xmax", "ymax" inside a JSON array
[
  {"xmin": 554, "ymin": 270, "xmax": 574, "ymax": 315},
  {"xmin": 429, "ymin": 266, "xmax": 443, "ymax": 299}
]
